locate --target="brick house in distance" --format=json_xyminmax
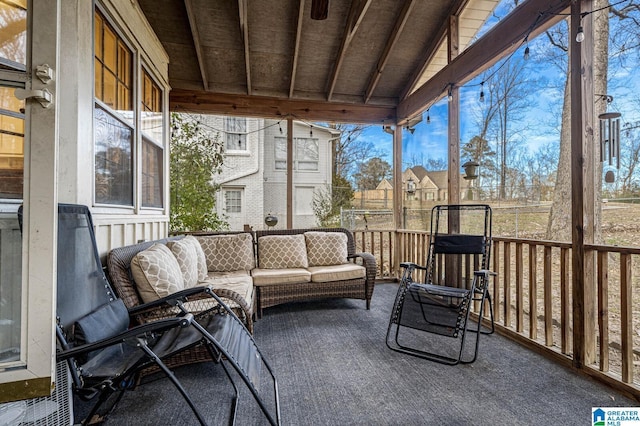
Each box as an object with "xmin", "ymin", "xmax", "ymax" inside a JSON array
[{"xmin": 193, "ymin": 115, "xmax": 339, "ymax": 230}]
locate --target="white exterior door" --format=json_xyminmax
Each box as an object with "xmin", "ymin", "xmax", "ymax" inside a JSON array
[{"xmin": 0, "ymin": 0, "xmax": 59, "ymax": 400}]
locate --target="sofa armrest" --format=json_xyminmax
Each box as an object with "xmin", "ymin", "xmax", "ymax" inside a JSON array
[
  {"xmin": 349, "ymin": 252, "xmax": 377, "ymax": 309},
  {"xmin": 127, "ymin": 285, "xmax": 255, "ymax": 334}
]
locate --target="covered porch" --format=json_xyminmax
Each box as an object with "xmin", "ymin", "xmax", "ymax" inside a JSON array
[{"xmin": 135, "ymin": 0, "xmax": 638, "ymax": 401}]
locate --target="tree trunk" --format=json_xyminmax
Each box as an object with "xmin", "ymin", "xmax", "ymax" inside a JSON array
[{"xmin": 546, "ymin": 7, "xmax": 608, "ymax": 243}]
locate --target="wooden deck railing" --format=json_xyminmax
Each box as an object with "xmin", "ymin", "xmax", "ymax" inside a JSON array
[{"xmin": 352, "ymin": 229, "xmax": 640, "ymax": 399}]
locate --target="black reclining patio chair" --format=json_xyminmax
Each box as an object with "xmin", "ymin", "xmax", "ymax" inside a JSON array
[
  {"xmin": 52, "ymin": 204, "xmax": 280, "ymax": 425},
  {"xmin": 386, "ymin": 204, "xmax": 495, "ymax": 365}
]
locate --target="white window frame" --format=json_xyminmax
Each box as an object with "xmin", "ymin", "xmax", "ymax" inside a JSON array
[
  {"xmin": 275, "ymin": 136, "xmax": 319, "ymax": 171},
  {"xmin": 224, "ymin": 116, "xmax": 247, "ymax": 152},
  {"xmin": 223, "ymin": 188, "xmax": 243, "ymax": 214},
  {"xmin": 0, "ymin": 0, "xmax": 59, "ymax": 398}
]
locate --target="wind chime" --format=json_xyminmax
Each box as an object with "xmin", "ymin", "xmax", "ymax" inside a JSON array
[{"xmin": 599, "ymin": 103, "xmax": 621, "ymax": 183}]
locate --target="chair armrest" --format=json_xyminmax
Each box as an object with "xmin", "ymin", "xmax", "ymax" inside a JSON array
[
  {"xmin": 473, "ymin": 269, "xmax": 497, "ymax": 278},
  {"xmin": 57, "ymin": 314, "xmax": 194, "ymax": 361},
  {"xmin": 128, "ymin": 285, "xmax": 254, "ymax": 334},
  {"xmin": 400, "ymin": 262, "xmax": 427, "ymax": 271},
  {"xmin": 350, "ymin": 251, "xmax": 377, "ymax": 280}
]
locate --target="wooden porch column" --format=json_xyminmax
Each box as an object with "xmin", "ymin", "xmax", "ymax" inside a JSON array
[
  {"xmin": 447, "ymin": 14, "xmax": 460, "ymax": 209},
  {"xmin": 287, "ymin": 118, "xmax": 293, "ymax": 228},
  {"xmin": 393, "ymin": 125, "xmax": 403, "ymax": 278},
  {"xmin": 447, "ymin": 14, "xmax": 461, "ymax": 282},
  {"xmin": 571, "ymin": 0, "xmax": 596, "ymax": 368}
]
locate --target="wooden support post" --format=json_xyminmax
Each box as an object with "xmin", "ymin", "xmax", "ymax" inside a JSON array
[
  {"xmin": 571, "ymin": 0, "xmax": 596, "ymax": 368},
  {"xmin": 393, "ymin": 125, "xmax": 403, "ymax": 278},
  {"xmin": 446, "ymin": 14, "xmax": 460, "ymax": 282},
  {"xmin": 287, "ymin": 118, "xmax": 293, "ymax": 229}
]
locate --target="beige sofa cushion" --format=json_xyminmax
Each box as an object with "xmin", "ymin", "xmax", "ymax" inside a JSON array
[
  {"xmin": 307, "ymin": 264, "xmax": 366, "ymax": 283},
  {"xmin": 131, "ymin": 243, "xmax": 184, "ymax": 303},
  {"xmin": 166, "ymin": 237, "xmax": 207, "ymax": 287},
  {"xmin": 197, "ymin": 233, "xmax": 255, "ymax": 272},
  {"xmin": 304, "ymin": 231, "xmax": 349, "ymax": 266},
  {"xmin": 258, "ymin": 234, "xmax": 308, "ymax": 269},
  {"xmin": 201, "ymin": 271, "xmax": 254, "ymax": 308},
  {"xmin": 251, "ymin": 268, "xmax": 311, "ymax": 286}
]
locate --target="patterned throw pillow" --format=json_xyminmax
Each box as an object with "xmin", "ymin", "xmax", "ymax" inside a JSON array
[
  {"xmin": 130, "ymin": 243, "xmax": 184, "ymax": 303},
  {"xmin": 197, "ymin": 233, "xmax": 255, "ymax": 272},
  {"xmin": 304, "ymin": 231, "xmax": 349, "ymax": 266},
  {"xmin": 166, "ymin": 239, "xmax": 199, "ymax": 288},
  {"xmin": 167, "ymin": 236, "xmax": 207, "ymax": 281},
  {"xmin": 258, "ymin": 234, "xmax": 309, "ymax": 269}
]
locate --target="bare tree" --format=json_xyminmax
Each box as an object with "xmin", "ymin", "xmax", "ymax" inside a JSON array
[{"xmin": 547, "ymin": 0, "xmax": 611, "ymax": 242}]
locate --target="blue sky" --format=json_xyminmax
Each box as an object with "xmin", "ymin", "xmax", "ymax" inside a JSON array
[{"xmin": 356, "ymin": 1, "xmax": 640, "ymax": 175}]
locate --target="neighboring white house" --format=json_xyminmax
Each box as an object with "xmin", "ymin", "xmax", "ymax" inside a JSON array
[{"xmin": 193, "ymin": 115, "xmax": 339, "ymax": 230}]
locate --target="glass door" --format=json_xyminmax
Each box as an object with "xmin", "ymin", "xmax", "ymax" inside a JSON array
[{"xmin": 0, "ymin": 0, "xmax": 27, "ymax": 368}]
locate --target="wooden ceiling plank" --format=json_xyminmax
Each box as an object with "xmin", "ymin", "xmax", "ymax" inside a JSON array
[
  {"xmin": 238, "ymin": 0, "xmax": 252, "ymax": 95},
  {"xmin": 326, "ymin": 0, "xmax": 373, "ymax": 101},
  {"xmin": 184, "ymin": 0, "xmax": 208, "ymax": 90},
  {"xmin": 399, "ymin": 0, "xmax": 469, "ymax": 101},
  {"xmin": 398, "ymin": 0, "xmax": 570, "ymax": 123},
  {"xmin": 364, "ymin": 0, "xmax": 416, "ymax": 104},
  {"xmin": 290, "ymin": 0, "xmax": 305, "ymax": 98},
  {"xmin": 170, "ymin": 88, "xmax": 396, "ymax": 124}
]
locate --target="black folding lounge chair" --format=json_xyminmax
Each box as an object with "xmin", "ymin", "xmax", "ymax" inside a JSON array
[
  {"xmin": 52, "ymin": 204, "xmax": 280, "ymax": 425},
  {"xmin": 386, "ymin": 204, "xmax": 495, "ymax": 365}
]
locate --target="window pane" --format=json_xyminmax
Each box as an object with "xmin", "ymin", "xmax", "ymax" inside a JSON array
[
  {"xmin": 141, "ymin": 138, "xmax": 163, "ymax": 208},
  {"xmin": 0, "ymin": 88, "xmax": 24, "ymax": 199},
  {"xmin": 0, "ymin": 1, "xmax": 26, "ymax": 70},
  {"xmin": 295, "ymin": 137, "xmax": 318, "ymax": 171},
  {"xmin": 141, "ymin": 70, "xmax": 163, "ymax": 143},
  {"xmin": 275, "ymin": 137, "xmax": 286, "ymax": 169},
  {"xmin": 94, "ymin": 105, "xmax": 133, "ymax": 205},
  {"xmin": 0, "ymin": 82, "xmax": 24, "ymax": 364},
  {"xmin": 94, "ymin": 12, "xmax": 102, "ymax": 60},
  {"xmin": 102, "ymin": 25, "xmax": 117, "ymax": 72},
  {"xmin": 102, "ymin": 70, "xmax": 116, "ymax": 109},
  {"xmin": 94, "ymin": 11, "xmax": 133, "ymax": 124},
  {"xmin": 94, "ymin": 58, "xmax": 102, "ymax": 100},
  {"xmin": 224, "ymin": 117, "xmax": 247, "ymax": 150},
  {"xmin": 225, "ymin": 190, "xmax": 242, "ymax": 213}
]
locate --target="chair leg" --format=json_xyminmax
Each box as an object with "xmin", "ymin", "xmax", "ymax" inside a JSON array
[
  {"xmin": 220, "ymin": 361, "xmax": 239, "ymax": 426},
  {"xmin": 138, "ymin": 342, "xmax": 208, "ymax": 426}
]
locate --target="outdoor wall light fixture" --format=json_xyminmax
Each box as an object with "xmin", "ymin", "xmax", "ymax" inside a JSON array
[
  {"xmin": 406, "ymin": 177, "xmax": 416, "ymax": 195},
  {"xmin": 383, "ymin": 125, "xmax": 394, "ymax": 134},
  {"xmin": 576, "ymin": 26, "xmax": 585, "ymax": 43}
]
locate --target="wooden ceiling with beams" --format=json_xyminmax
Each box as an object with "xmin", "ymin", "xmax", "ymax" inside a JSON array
[{"xmin": 137, "ymin": 0, "xmax": 563, "ymax": 125}]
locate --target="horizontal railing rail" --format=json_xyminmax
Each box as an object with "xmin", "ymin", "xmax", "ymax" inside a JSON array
[{"xmin": 352, "ymin": 229, "xmax": 640, "ymax": 399}]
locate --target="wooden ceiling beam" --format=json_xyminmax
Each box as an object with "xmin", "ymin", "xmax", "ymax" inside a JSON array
[
  {"xmin": 170, "ymin": 89, "xmax": 396, "ymax": 124},
  {"xmin": 398, "ymin": 0, "xmax": 570, "ymax": 124},
  {"xmin": 399, "ymin": 0, "xmax": 468, "ymax": 101},
  {"xmin": 364, "ymin": 0, "xmax": 416, "ymax": 104},
  {"xmin": 326, "ymin": 0, "xmax": 372, "ymax": 101},
  {"xmin": 238, "ymin": 0, "xmax": 252, "ymax": 95},
  {"xmin": 184, "ymin": 0, "xmax": 208, "ymax": 90},
  {"xmin": 289, "ymin": 0, "xmax": 305, "ymax": 98}
]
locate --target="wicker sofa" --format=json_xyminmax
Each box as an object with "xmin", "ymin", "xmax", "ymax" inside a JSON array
[
  {"xmin": 250, "ymin": 227, "xmax": 377, "ymax": 317},
  {"xmin": 107, "ymin": 232, "xmax": 257, "ymax": 332},
  {"xmin": 107, "ymin": 228, "xmax": 377, "ymax": 330}
]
